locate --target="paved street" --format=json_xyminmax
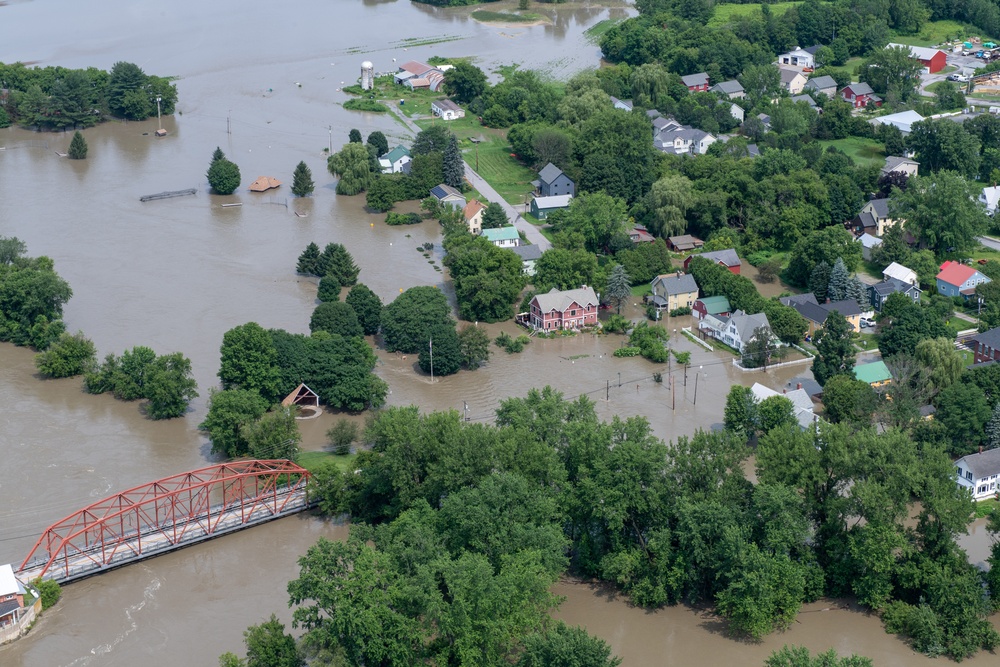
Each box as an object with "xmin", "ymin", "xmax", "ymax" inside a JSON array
[{"xmin": 978, "ymin": 236, "xmax": 1000, "ymax": 252}]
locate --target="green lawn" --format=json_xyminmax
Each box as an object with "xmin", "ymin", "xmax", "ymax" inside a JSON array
[
  {"xmin": 974, "ymin": 497, "xmax": 999, "ymax": 519},
  {"xmin": 817, "ymin": 137, "xmax": 886, "ymax": 166},
  {"xmin": 708, "ymin": 2, "xmax": 802, "ymax": 27},
  {"xmin": 890, "ymin": 20, "xmax": 994, "ymax": 48},
  {"xmin": 585, "ymin": 18, "xmax": 624, "ymax": 43},
  {"xmin": 298, "ymin": 450, "xmax": 358, "ymax": 473}
]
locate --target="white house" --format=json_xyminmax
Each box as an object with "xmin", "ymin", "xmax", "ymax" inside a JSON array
[
  {"xmin": 655, "ymin": 125, "xmax": 716, "ymax": 155},
  {"xmin": 956, "ymin": 449, "xmax": 1000, "ymax": 501},
  {"xmin": 609, "ymin": 96, "xmax": 634, "ymax": 111},
  {"xmin": 882, "ymin": 261, "xmax": 918, "ymax": 287},
  {"xmin": 379, "ymin": 145, "xmax": 412, "ymax": 174},
  {"xmin": 750, "ymin": 382, "xmax": 817, "ymax": 430},
  {"xmin": 698, "ymin": 309, "xmax": 774, "ymax": 354},
  {"xmin": 431, "ymin": 99, "xmax": 465, "ymax": 121},
  {"xmin": 482, "ymin": 226, "xmax": 520, "ymax": 248},
  {"xmin": 882, "ymin": 156, "xmax": 920, "ymax": 178},
  {"xmin": 777, "ymin": 48, "xmax": 815, "ymax": 69},
  {"xmin": 981, "ymin": 185, "xmax": 1000, "ymax": 216}
]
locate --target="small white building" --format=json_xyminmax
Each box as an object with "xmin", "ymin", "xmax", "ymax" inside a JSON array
[
  {"xmin": 857, "ymin": 233, "xmax": 883, "ymax": 261},
  {"xmin": 882, "ymin": 261, "xmax": 918, "ymax": 287},
  {"xmin": 869, "ymin": 110, "xmax": 925, "ymax": 134},
  {"xmin": 482, "ymin": 226, "xmax": 520, "ymax": 248},
  {"xmin": 431, "ymin": 99, "xmax": 465, "ymax": 121},
  {"xmin": 777, "ymin": 48, "xmax": 815, "ymax": 69},
  {"xmin": 981, "ymin": 185, "xmax": 1000, "ymax": 216},
  {"xmin": 956, "ymin": 449, "xmax": 1000, "ymax": 501}
]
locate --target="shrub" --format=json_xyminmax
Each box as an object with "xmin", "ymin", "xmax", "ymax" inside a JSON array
[
  {"xmin": 327, "ymin": 419, "xmax": 358, "ymax": 455},
  {"xmin": 33, "ymin": 578, "xmax": 61, "ymax": 610},
  {"xmin": 603, "ymin": 314, "xmax": 630, "ymax": 333},
  {"xmin": 669, "ymin": 306, "xmax": 691, "ymax": 317},
  {"xmin": 494, "ymin": 331, "xmax": 529, "ymax": 353},
  {"xmin": 34, "ymin": 331, "xmax": 97, "ymax": 378},
  {"xmin": 614, "ymin": 347, "xmax": 641, "ymax": 357},
  {"xmin": 317, "ymin": 275, "xmax": 341, "ymax": 302},
  {"xmin": 386, "ymin": 212, "xmax": 422, "ymax": 226},
  {"xmin": 344, "ymin": 99, "xmax": 389, "ymax": 113}
]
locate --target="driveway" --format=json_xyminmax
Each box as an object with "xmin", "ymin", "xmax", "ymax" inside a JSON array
[{"xmin": 978, "ymin": 236, "xmax": 1000, "ymax": 252}]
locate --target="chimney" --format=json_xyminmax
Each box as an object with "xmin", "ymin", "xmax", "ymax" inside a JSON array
[{"xmin": 797, "ymin": 383, "xmax": 802, "ymax": 390}]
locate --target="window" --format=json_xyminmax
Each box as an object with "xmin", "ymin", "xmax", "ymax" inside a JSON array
[
  {"xmin": 968, "ymin": 471, "xmax": 974, "ymax": 481},
  {"xmin": 979, "ymin": 485, "xmax": 988, "ymax": 494},
  {"xmin": 569, "ymin": 309, "xmax": 576, "ymax": 316}
]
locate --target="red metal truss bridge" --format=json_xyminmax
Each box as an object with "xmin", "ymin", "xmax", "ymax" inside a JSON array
[{"xmin": 16, "ymin": 460, "xmax": 312, "ymax": 585}]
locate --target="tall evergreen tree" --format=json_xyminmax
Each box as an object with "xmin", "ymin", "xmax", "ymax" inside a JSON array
[
  {"xmin": 845, "ymin": 277, "xmax": 870, "ymax": 312},
  {"xmin": 605, "ymin": 264, "xmax": 632, "ymax": 314},
  {"xmin": 482, "ymin": 202, "xmax": 508, "ymax": 229},
  {"xmin": 296, "ymin": 242, "xmax": 321, "ymax": 275},
  {"xmin": 443, "ymin": 132, "xmax": 464, "ymax": 189},
  {"xmin": 987, "ymin": 403, "xmax": 1000, "ymax": 450},
  {"xmin": 212, "ymin": 146, "xmax": 225, "ymax": 162},
  {"xmin": 68, "ymin": 131, "xmax": 88, "ymax": 160},
  {"xmin": 291, "ymin": 161, "xmax": 314, "ymax": 197},
  {"xmin": 827, "ymin": 258, "xmax": 849, "ymax": 302},
  {"xmin": 812, "ymin": 312, "xmax": 855, "ymax": 386},
  {"xmin": 318, "ymin": 243, "xmax": 360, "ymax": 286},
  {"xmin": 809, "ymin": 261, "xmax": 831, "ymax": 302}
]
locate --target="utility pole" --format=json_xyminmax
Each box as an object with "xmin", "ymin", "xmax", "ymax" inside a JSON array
[
  {"xmin": 464, "ymin": 401, "xmax": 469, "ymax": 421},
  {"xmin": 606, "ymin": 379, "xmax": 609, "ymax": 401},
  {"xmin": 671, "ymin": 374, "xmax": 675, "ymax": 411},
  {"xmin": 329, "ymin": 125, "xmax": 333, "ymax": 154},
  {"xmin": 694, "ymin": 366, "xmax": 703, "ymax": 405},
  {"xmin": 429, "ymin": 336, "xmax": 434, "ymax": 383},
  {"xmin": 227, "ymin": 110, "xmax": 231, "ymax": 135},
  {"xmin": 618, "ymin": 372, "xmax": 621, "ymax": 388}
]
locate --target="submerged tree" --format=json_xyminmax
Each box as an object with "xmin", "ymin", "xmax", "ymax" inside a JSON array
[
  {"xmin": 291, "ymin": 161, "xmax": 314, "ymax": 197},
  {"xmin": 68, "ymin": 131, "xmax": 88, "ymax": 160}
]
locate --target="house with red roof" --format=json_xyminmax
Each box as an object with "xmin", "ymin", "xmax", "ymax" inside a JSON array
[{"xmin": 936, "ymin": 260, "xmax": 991, "ymax": 299}]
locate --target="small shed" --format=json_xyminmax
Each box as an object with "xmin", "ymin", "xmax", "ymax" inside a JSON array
[
  {"xmin": 250, "ymin": 176, "xmax": 282, "ymax": 192},
  {"xmin": 281, "ymin": 383, "xmax": 320, "ymax": 408}
]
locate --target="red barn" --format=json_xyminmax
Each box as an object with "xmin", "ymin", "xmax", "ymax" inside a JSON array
[{"xmin": 887, "ymin": 43, "xmax": 948, "ymax": 74}]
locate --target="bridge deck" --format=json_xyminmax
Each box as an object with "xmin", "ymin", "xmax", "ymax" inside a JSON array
[{"xmin": 17, "ymin": 486, "xmax": 312, "ymax": 585}]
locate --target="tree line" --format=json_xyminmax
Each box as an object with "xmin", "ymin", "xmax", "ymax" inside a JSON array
[{"xmin": 0, "ymin": 60, "xmax": 177, "ymax": 130}]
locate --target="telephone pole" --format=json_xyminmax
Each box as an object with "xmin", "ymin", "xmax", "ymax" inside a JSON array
[{"xmin": 429, "ymin": 336, "xmax": 434, "ymax": 383}]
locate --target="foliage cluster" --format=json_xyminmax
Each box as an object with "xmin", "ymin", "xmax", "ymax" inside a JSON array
[
  {"xmin": 84, "ymin": 346, "xmax": 198, "ymax": 419},
  {"xmin": 0, "ymin": 237, "xmax": 72, "ymax": 349}
]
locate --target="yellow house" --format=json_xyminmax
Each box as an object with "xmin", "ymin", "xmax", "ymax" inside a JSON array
[
  {"xmin": 779, "ymin": 294, "xmax": 862, "ymax": 334},
  {"xmin": 650, "ymin": 272, "xmax": 698, "ymax": 311}
]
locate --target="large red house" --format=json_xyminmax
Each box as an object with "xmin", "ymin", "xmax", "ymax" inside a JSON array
[
  {"xmin": 528, "ymin": 286, "xmax": 599, "ymax": 331},
  {"xmin": 971, "ymin": 327, "xmax": 1000, "ymax": 364},
  {"xmin": 887, "ymin": 43, "xmax": 948, "ymax": 73}
]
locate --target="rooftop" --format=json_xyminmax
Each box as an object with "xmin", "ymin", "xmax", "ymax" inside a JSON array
[
  {"xmin": 482, "ymin": 226, "xmax": 520, "ymax": 242},
  {"xmin": 691, "ymin": 248, "xmax": 740, "ymax": 267},
  {"xmin": 652, "ymin": 272, "xmax": 698, "ymax": 296},
  {"xmin": 805, "ymin": 75, "xmax": 838, "ymax": 90},
  {"xmin": 681, "ymin": 72, "xmax": 709, "ymax": 87},
  {"xmin": 533, "ymin": 286, "xmax": 599, "ymax": 314},
  {"xmin": 937, "ymin": 260, "xmax": 980, "ymax": 287},
  {"xmin": 711, "ymin": 80, "xmax": 744, "ymax": 94},
  {"xmin": 854, "ymin": 361, "xmax": 893, "ymax": 384},
  {"xmin": 972, "ymin": 326, "xmax": 1000, "ymax": 352},
  {"xmin": 696, "ymin": 295, "xmax": 731, "ymax": 315},
  {"xmin": 510, "ymin": 244, "xmax": 543, "ymax": 261},
  {"xmin": 538, "ymin": 162, "xmax": 566, "ymax": 185},
  {"xmin": 532, "ymin": 194, "xmax": 573, "ymax": 209},
  {"xmin": 957, "ymin": 448, "xmax": 1000, "ymax": 480}
]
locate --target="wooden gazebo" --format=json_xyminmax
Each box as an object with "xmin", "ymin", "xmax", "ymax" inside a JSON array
[
  {"xmin": 281, "ymin": 383, "xmax": 319, "ymax": 408},
  {"xmin": 249, "ymin": 176, "xmax": 282, "ymax": 192}
]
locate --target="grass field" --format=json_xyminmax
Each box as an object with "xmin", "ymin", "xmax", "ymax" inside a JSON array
[
  {"xmin": 585, "ymin": 18, "xmax": 624, "ymax": 43},
  {"xmin": 298, "ymin": 450, "xmax": 357, "ymax": 473},
  {"xmin": 817, "ymin": 137, "xmax": 886, "ymax": 166},
  {"xmin": 471, "ymin": 10, "xmax": 545, "ymax": 24},
  {"xmin": 890, "ymin": 20, "xmax": 995, "ymax": 48},
  {"xmin": 708, "ymin": 2, "xmax": 802, "ymax": 27}
]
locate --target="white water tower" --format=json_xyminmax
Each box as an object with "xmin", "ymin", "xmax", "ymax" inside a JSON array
[{"xmin": 361, "ymin": 61, "xmax": 374, "ymax": 91}]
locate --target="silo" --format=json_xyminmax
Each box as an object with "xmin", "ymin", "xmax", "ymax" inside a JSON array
[{"xmin": 361, "ymin": 61, "xmax": 374, "ymax": 91}]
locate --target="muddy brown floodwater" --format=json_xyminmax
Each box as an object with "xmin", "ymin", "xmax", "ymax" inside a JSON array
[{"xmin": 1, "ymin": 1, "xmax": 997, "ymax": 665}]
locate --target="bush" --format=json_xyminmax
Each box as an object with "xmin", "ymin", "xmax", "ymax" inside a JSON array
[
  {"xmin": 344, "ymin": 99, "xmax": 389, "ymax": 113},
  {"xmin": 613, "ymin": 346, "xmax": 641, "ymax": 357},
  {"xmin": 494, "ymin": 331, "xmax": 529, "ymax": 353},
  {"xmin": 603, "ymin": 314, "xmax": 630, "ymax": 333},
  {"xmin": 317, "ymin": 275, "xmax": 341, "ymax": 302},
  {"xmin": 327, "ymin": 419, "xmax": 358, "ymax": 455},
  {"xmin": 207, "ymin": 158, "xmax": 241, "ymax": 194},
  {"xmin": 34, "ymin": 331, "xmax": 97, "ymax": 378},
  {"xmin": 386, "ymin": 212, "xmax": 422, "ymax": 226},
  {"xmin": 33, "ymin": 578, "xmax": 61, "ymax": 610},
  {"xmin": 669, "ymin": 306, "xmax": 691, "ymax": 317}
]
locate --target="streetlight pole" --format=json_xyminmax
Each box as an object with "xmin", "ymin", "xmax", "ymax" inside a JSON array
[
  {"xmin": 694, "ymin": 366, "xmax": 703, "ymax": 405},
  {"xmin": 329, "ymin": 125, "xmax": 333, "ymax": 154},
  {"xmin": 618, "ymin": 372, "xmax": 621, "ymax": 388},
  {"xmin": 429, "ymin": 337, "xmax": 434, "ymax": 383}
]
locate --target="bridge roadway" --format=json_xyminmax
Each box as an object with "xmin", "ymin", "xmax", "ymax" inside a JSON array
[{"xmin": 17, "ymin": 486, "xmax": 312, "ymax": 585}]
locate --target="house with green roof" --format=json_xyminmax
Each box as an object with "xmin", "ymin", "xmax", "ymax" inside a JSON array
[
  {"xmin": 854, "ymin": 360, "xmax": 892, "ymax": 387},
  {"xmin": 482, "ymin": 226, "xmax": 520, "ymax": 248},
  {"xmin": 379, "ymin": 145, "xmax": 411, "ymax": 174},
  {"xmin": 693, "ymin": 295, "xmax": 730, "ymax": 321}
]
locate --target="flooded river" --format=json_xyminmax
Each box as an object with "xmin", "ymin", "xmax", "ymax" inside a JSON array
[{"xmin": 1, "ymin": 1, "xmax": 997, "ymax": 665}]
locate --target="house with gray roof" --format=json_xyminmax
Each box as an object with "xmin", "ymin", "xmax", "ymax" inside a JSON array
[
  {"xmin": 956, "ymin": 448, "xmax": 1000, "ymax": 500},
  {"xmin": 804, "ymin": 75, "xmax": 838, "ymax": 98},
  {"xmin": 790, "ymin": 94, "xmax": 819, "ymax": 111},
  {"xmin": 654, "ymin": 125, "xmax": 717, "ymax": 155},
  {"xmin": 710, "ymin": 80, "xmax": 745, "ymax": 99},
  {"xmin": 650, "ymin": 272, "xmax": 699, "ymax": 311},
  {"xmin": 849, "ymin": 198, "xmax": 897, "ymax": 237},
  {"xmin": 751, "ymin": 382, "xmax": 817, "ymax": 431},
  {"xmin": 681, "ymin": 72, "xmax": 710, "ymax": 91},
  {"xmin": 868, "ymin": 277, "xmax": 921, "ymax": 313},
  {"xmin": 683, "ymin": 248, "xmax": 741, "ymax": 274},
  {"xmin": 779, "ymin": 67, "xmax": 808, "ymax": 94},
  {"xmin": 510, "ymin": 244, "xmax": 543, "ymax": 276},
  {"xmin": 535, "ymin": 162, "xmax": 575, "ymax": 197},
  {"xmin": 430, "ymin": 183, "xmax": 466, "ymax": 208},
  {"xmin": 610, "ymin": 96, "xmax": 634, "ymax": 111},
  {"xmin": 530, "ymin": 194, "xmax": 572, "ymax": 219},
  {"xmin": 527, "ymin": 286, "xmax": 599, "ymax": 331},
  {"xmin": 779, "ymin": 294, "xmax": 863, "ymax": 334},
  {"xmin": 857, "ymin": 232, "xmax": 883, "ymax": 260},
  {"xmin": 698, "ymin": 309, "xmax": 774, "ymax": 354},
  {"xmin": 970, "ymin": 326, "xmax": 1000, "ymax": 364},
  {"xmin": 882, "ymin": 156, "xmax": 919, "ymax": 177}
]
